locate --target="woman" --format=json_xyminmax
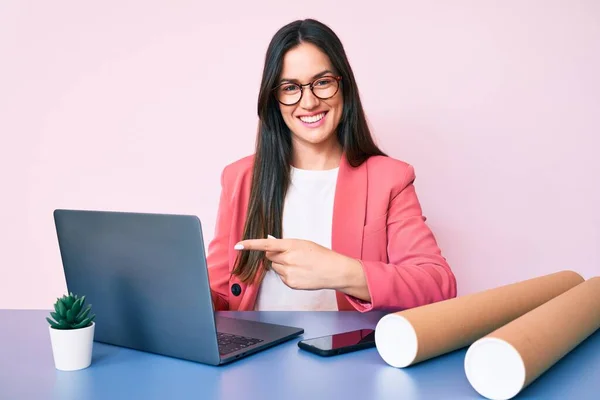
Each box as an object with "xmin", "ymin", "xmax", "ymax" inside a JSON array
[{"xmin": 207, "ymin": 19, "xmax": 457, "ymax": 312}]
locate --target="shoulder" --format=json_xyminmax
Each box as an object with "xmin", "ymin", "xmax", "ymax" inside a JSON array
[
  {"xmin": 364, "ymin": 155, "xmax": 416, "ymax": 188},
  {"xmin": 365, "ymin": 154, "xmax": 412, "ymax": 172},
  {"xmin": 220, "ymin": 154, "xmax": 255, "ymax": 184},
  {"xmin": 217, "ymin": 154, "xmax": 256, "ymax": 204}
]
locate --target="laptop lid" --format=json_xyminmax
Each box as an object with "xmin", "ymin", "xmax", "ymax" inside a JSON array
[{"xmin": 53, "ymin": 209, "xmax": 222, "ymax": 365}]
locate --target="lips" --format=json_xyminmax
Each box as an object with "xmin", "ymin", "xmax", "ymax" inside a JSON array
[{"xmin": 298, "ymin": 111, "xmax": 326, "ymax": 124}]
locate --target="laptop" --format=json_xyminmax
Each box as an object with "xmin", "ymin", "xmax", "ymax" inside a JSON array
[{"xmin": 53, "ymin": 209, "xmax": 304, "ymax": 366}]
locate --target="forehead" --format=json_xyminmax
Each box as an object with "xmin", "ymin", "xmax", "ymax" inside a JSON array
[{"xmin": 280, "ymin": 42, "xmax": 334, "ymax": 81}]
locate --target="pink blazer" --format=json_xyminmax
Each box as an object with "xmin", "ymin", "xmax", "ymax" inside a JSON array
[{"xmin": 207, "ymin": 153, "xmax": 457, "ymax": 312}]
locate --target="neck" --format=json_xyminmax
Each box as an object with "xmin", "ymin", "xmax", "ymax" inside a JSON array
[{"xmin": 291, "ymin": 136, "xmax": 343, "ymax": 170}]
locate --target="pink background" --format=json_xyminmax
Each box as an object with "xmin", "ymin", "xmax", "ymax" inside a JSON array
[{"xmin": 1, "ymin": 1, "xmax": 598, "ymax": 309}]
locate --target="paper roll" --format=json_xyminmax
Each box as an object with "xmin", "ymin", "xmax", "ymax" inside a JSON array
[
  {"xmin": 464, "ymin": 276, "xmax": 600, "ymax": 400},
  {"xmin": 374, "ymin": 270, "xmax": 584, "ymax": 368}
]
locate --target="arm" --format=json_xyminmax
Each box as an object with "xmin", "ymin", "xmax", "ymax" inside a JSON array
[
  {"xmin": 232, "ymin": 163, "xmax": 456, "ymax": 312},
  {"xmin": 341, "ymin": 165, "xmax": 457, "ymax": 312},
  {"xmin": 206, "ymin": 168, "xmax": 232, "ymax": 311}
]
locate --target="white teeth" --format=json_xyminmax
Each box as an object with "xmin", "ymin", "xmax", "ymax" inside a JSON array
[{"xmin": 299, "ymin": 112, "xmax": 325, "ymax": 123}]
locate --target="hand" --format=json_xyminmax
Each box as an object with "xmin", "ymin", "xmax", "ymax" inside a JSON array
[
  {"xmin": 235, "ymin": 237, "xmax": 340, "ymax": 290},
  {"xmin": 234, "ymin": 237, "xmax": 371, "ymax": 302}
]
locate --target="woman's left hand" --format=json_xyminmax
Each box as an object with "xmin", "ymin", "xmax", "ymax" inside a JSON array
[{"xmin": 234, "ymin": 237, "xmax": 357, "ymax": 291}]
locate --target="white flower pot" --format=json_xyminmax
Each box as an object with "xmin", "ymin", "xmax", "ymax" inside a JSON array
[{"xmin": 49, "ymin": 322, "xmax": 95, "ymax": 371}]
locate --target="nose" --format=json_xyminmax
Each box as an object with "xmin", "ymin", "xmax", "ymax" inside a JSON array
[{"xmin": 299, "ymin": 86, "xmax": 319, "ymax": 110}]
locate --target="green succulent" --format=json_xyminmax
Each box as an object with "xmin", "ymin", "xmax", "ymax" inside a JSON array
[{"xmin": 47, "ymin": 292, "xmax": 95, "ymax": 330}]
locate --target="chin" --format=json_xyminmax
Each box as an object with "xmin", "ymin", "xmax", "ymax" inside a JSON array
[{"xmin": 294, "ymin": 126, "xmax": 336, "ymax": 145}]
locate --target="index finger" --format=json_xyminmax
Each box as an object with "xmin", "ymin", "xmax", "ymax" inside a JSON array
[{"xmin": 234, "ymin": 238, "xmax": 290, "ymax": 252}]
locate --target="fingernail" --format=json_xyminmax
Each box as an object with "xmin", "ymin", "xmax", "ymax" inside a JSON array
[
  {"xmin": 234, "ymin": 243, "xmax": 244, "ymax": 250},
  {"xmin": 267, "ymin": 234, "xmax": 276, "ymax": 239}
]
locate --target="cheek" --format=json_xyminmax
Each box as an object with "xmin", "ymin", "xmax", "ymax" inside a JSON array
[
  {"xmin": 279, "ymin": 106, "xmax": 296, "ymax": 124},
  {"xmin": 328, "ymin": 93, "xmax": 343, "ymax": 112},
  {"xmin": 329, "ymin": 98, "xmax": 344, "ymax": 122},
  {"xmin": 333, "ymin": 101, "xmax": 343, "ymax": 115}
]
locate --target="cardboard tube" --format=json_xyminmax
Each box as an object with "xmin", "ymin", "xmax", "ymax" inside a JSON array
[
  {"xmin": 464, "ymin": 276, "xmax": 600, "ymax": 400},
  {"xmin": 374, "ymin": 270, "xmax": 583, "ymax": 368}
]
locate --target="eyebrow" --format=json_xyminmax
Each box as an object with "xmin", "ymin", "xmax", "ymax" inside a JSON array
[{"xmin": 279, "ymin": 70, "xmax": 335, "ymax": 84}]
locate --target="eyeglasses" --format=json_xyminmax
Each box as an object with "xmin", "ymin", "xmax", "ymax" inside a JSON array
[{"xmin": 273, "ymin": 76, "xmax": 342, "ymax": 106}]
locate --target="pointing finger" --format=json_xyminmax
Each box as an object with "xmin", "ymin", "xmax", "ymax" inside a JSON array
[
  {"xmin": 265, "ymin": 250, "xmax": 287, "ymax": 265},
  {"xmin": 234, "ymin": 238, "xmax": 290, "ymax": 252}
]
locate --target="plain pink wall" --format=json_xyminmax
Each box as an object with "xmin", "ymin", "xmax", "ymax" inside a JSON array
[{"xmin": 1, "ymin": 1, "xmax": 599, "ymax": 309}]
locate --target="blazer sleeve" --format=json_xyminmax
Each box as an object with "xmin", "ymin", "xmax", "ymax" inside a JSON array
[
  {"xmin": 206, "ymin": 167, "xmax": 232, "ymax": 311},
  {"xmin": 346, "ymin": 164, "xmax": 457, "ymax": 312}
]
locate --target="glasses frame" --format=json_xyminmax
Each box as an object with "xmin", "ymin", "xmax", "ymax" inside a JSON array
[{"xmin": 272, "ymin": 75, "xmax": 342, "ymax": 106}]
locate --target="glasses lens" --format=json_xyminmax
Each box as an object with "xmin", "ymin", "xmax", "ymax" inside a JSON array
[
  {"xmin": 312, "ymin": 77, "xmax": 338, "ymax": 99},
  {"xmin": 277, "ymin": 83, "xmax": 301, "ymax": 105}
]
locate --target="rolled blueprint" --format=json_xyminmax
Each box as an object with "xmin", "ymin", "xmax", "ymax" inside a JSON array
[
  {"xmin": 374, "ymin": 270, "xmax": 583, "ymax": 368},
  {"xmin": 464, "ymin": 276, "xmax": 600, "ymax": 400}
]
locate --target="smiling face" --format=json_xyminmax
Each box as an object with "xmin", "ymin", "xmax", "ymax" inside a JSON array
[{"xmin": 275, "ymin": 42, "xmax": 343, "ymax": 150}]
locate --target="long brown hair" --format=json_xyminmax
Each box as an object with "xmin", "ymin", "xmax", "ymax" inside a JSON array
[{"xmin": 232, "ymin": 19, "xmax": 386, "ymax": 283}]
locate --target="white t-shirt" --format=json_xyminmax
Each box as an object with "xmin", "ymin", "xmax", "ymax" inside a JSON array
[{"xmin": 254, "ymin": 166, "xmax": 339, "ymax": 311}]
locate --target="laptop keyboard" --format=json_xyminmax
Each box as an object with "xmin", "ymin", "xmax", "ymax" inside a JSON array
[{"xmin": 217, "ymin": 332, "xmax": 264, "ymax": 355}]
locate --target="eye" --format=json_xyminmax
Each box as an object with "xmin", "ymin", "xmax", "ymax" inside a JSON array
[
  {"xmin": 314, "ymin": 77, "xmax": 335, "ymax": 87},
  {"xmin": 280, "ymin": 83, "xmax": 300, "ymax": 92}
]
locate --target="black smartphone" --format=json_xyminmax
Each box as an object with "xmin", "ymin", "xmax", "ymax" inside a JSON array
[{"xmin": 297, "ymin": 328, "xmax": 376, "ymax": 357}]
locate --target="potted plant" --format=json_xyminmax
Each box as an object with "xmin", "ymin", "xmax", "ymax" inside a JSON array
[{"xmin": 47, "ymin": 292, "xmax": 96, "ymax": 371}]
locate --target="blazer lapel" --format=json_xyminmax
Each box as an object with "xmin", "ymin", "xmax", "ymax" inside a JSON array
[{"xmin": 332, "ymin": 154, "xmax": 368, "ymax": 310}]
